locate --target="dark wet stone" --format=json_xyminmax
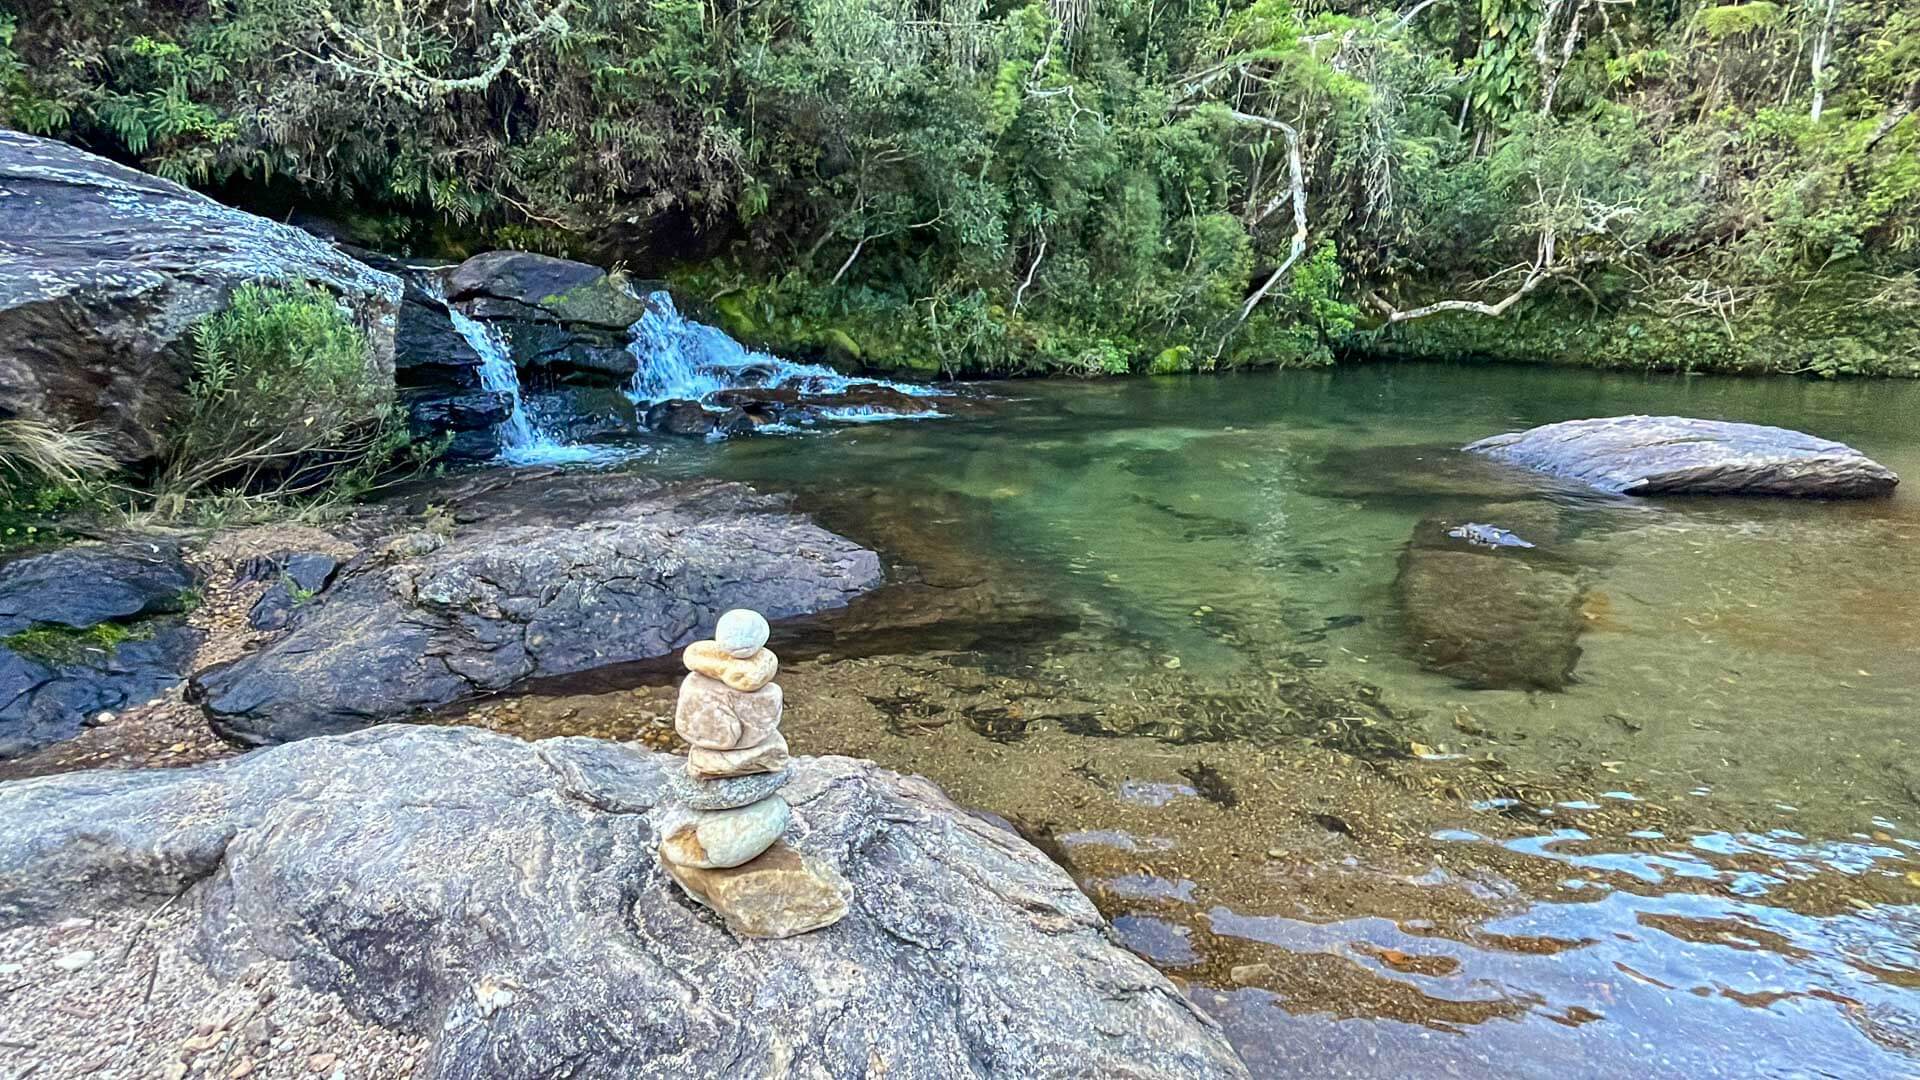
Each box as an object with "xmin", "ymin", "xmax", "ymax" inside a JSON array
[
  {"xmin": 0, "ymin": 622, "xmax": 203, "ymax": 759},
  {"xmin": 246, "ymin": 553, "xmax": 341, "ymax": 632},
  {"xmin": 0, "ymin": 726, "xmax": 1248, "ymax": 1078},
  {"xmin": 1465, "ymin": 415, "xmax": 1899, "ymax": 497},
  {"xmin": 0, "ymin": 131, "xmax": 400, "ymax": 464},
  {"xmin": 194, "ymin": 474, "xmax": 885, "ymax": 746},
  {"xmin": 404, "ymin": 390, "xmax": 512, "ymax": 435},
  {"xmin": 644, "ymin": 399, "xmax": 717, "ymax": 436},
  {"xmin": 1394, "ymin": 515, "xmax": 1587, "ymax": 691},
  {"xmin": 0, "ymin": 541, "xmax": 198, "ymax": 636},
  {"xmin": 444, "ymin": 251, "xmax": 649, "ymax": 385}
]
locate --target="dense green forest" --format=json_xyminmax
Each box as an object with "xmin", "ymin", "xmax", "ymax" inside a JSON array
[{"xmin": 4, "ymin": 0, "xmax": 1917, "ymax": 375}]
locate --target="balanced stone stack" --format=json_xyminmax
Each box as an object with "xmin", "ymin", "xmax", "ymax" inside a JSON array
[{"xmin": 656, "ymin": 609, "xmax": 852, "ymax": 938}]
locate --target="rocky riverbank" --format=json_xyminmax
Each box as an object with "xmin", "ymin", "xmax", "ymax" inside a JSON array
[{"xmin": 0, "ymin": 725, "xmax": 1248, "ymax": 1079}]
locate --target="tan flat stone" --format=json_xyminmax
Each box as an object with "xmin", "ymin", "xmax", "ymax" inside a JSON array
[
  {"xmin": 661, "ymin": 840, "xmax": 851, "ymax": 939},
  {"xmin": 682, "ymin": 640, "xmax": 778, "ymax": 692},
  {"xmin": 660, "ymin": 796, "xmax": 790, "ymax": 869},
  {"xmin": 674, "ymin": 672, "xmax": 782, "ymax": 750},
  {"xmin": 686, "ymin": 729, "xmax": 790, "ymax": 778}
]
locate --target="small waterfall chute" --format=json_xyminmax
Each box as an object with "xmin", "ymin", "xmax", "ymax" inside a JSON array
[
  {"xmin": 624, "ymin": 291, "xmax": 944, "ymax": 426},
  {"xmin": 438, "ymin": 289, "xmax": 596, "ymax": 465}
]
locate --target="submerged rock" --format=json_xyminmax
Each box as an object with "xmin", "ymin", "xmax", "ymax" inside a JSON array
[
  {"xmin": 0, "ymin": 725, "xmax": 1247, "ymax": 1078},
  {"xmin": 193, "ymin": 474, "xmax": 883, "ymax": 745},
  {"xmin": 1394, "ymin": 514, "xmax": 1586, "ymax": 691},
  {"xmin": 1465, "ymin": 415, "xmax": 1899, "ymax": 497},
  {"xmin": 0, "ymin": 131, "xmax": 400, "ymax": 463}
]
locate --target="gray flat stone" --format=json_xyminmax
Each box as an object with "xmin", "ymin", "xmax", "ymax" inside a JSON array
[{"xmin": 662, "ymin": 765, "xmax": 791, "ymax": 810}]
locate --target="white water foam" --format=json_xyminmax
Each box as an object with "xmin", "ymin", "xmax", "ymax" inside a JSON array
[
  {"xmin": 440, "ymin": 291, "xmax": 597, "ymax": 465},
  {"xmin": 623, "ymin": 290, "xmax": 940, "ymax": 410}
]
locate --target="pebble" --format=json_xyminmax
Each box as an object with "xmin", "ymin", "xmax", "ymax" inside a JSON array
[
  {"xmin": 660, "ymin": 797, "xmax": 791, "ymax": 869},
  {"xmin": 674, "ymin": 673, "xmax": 783, "ymax": 750},
  {"xmin": 307, "ymin": 1052, "xmax": 337, "ymax": 1072},
  {"xmin": 683, "ymin": 640, "xmax": 779, "ymax": 692},
  {"xmin": 714, "ymin": 608, "xmax": 770, "ymax": 657},
  {"xmin": 663, "ymin": 766, "xmax": 792, "ymax": 810},
  {"xmin": 662, "ymin": 840, "xmax": 851, "ymax": 938},
  {"xmin": 1229, "ymin": 963, "xmax": 1273, "ymax": 985},
  {"xmin": 52, "ymin": 948, "xmax": 97, "ymax": 971},
  {"xmin": 688, "ymin": 730, "xmax": 791, "ymax": 778}
]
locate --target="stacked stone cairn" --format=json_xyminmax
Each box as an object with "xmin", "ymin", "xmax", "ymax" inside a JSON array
[{"xmin": 656, "ymin": 609, "xmax": 852, "ymax": 938}]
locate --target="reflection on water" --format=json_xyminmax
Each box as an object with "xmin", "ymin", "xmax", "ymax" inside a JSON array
[{"xmin": 468, "ymin": 363, "xmax": 1920, "ymax": 1075}]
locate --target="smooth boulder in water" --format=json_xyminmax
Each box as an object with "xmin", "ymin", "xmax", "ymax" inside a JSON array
[{"xmin": 1464, "ymin": 415, "xmax": 1898, "ymax": 497}]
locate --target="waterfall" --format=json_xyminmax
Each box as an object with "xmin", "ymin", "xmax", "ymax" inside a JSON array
[
  {"xmin": 624, "ymin": 291, "xmax": 941, "ymax": 410},
  {"xmin": 440, "ymin": 292, "xmax": 593, "ymax": 464}
]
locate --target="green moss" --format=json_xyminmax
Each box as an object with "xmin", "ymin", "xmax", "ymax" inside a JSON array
[{"xmin": 4, "ymin": 620, "xmax": 156, "ymax": 663}]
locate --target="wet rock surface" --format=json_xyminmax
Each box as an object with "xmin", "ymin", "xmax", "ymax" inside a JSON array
[
  {"xmin": 0, "ymin": 131, "xmax": 400, "ymax": 463},
  {"xmin": 0, "ymin": 541, "xmax": 199, "ymax": 635},
  {"xmin": 1465, "ymin": 415, "xmax": 1899, "ymax": 497},
  {"xmin": 0, "ymin": 540, "xmax": 206, "ymax": 759},
  {"xmin": 444, "ymin": 252, "xmax": 652, "ymax": 384},
  {"xmin": 0, "ymin": 725, "xmax": 1247, "ymax": 1079},
  {"xmin": 0, "ymin": 623, "xmax": 204, "ymax": 760},
  {"xmin": 1394, "ymin": 512, "xmax": 1588, "ymax": 691},
  {"xmin": 194, "ymin": 472, "xmax": 885, "ymax": 745}
]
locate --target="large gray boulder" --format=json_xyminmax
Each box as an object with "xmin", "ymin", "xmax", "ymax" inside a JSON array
[
  {"xmin": 1465, "ymin": 415, "xmax": 1898, "ymax": 497},
  {"xmin": 0, "ymin": 725, "xmax": 1247, "ymax": 1079},
  {"xmin": 0, "ymin": 132, "xmax": 402, "ymax": 463},
  {"xmin": 193, "ymin": 473, "xmax": 885, "ymax": 745}
]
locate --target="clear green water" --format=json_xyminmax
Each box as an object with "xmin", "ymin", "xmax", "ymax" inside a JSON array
[
  {"xmin": 651, "ymin": 364, "xmax": 1920, "ymax": 833},
  {"xmin": 583, "ymin": 363, "xmax": 1920, "ymax": 1076}
]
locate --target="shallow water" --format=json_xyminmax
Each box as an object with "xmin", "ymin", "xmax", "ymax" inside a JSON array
[{"xmin": 473, "ymin": 363, "xmax": 1920, "ymax": 1076}]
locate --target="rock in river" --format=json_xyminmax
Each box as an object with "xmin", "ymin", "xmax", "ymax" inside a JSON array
[
  {"xmin": 1465, "ymin": 415, "xmax": 1898, "ymax": 497},
  {"xmin": 192, "ymin": 473, "xmax": 883, "ymax": 745},
  {"xmin": 0, "ymin": 131, "xmax": 400, "ymax": 464},
  {"xmin": 0, "ymin": 725, "xmax": 1248, "ymax": 1079},
  {"xmin": 1394, "ymin": 514, "xmax": 1587, "ymax": 691}
]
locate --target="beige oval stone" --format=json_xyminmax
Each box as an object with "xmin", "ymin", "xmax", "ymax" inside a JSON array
[
  {"xmin": 674, "ymin": 673, "xmax": 782, "ymax": 749},
  {"xmin": 661, "ymin": 840, "xmax": 850, "ymax": 938},
  {"xmin": 687, "ymin": 729, "xmax": 790, "ymax": 779},
  {"xmin": 682, "ymin": 640, "xmax": 778, "ymax": 692},
  {"xmin": 660, "ymin": 796, "xmax": 790, "ymax": 869}
]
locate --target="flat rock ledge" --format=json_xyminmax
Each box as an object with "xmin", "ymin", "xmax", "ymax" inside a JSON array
[
  {"xmin": 193, "ymin": 473, "xmax": 885, "ymax": 746},
  {"xmin": 1465, "ymin": 415, "xmax": 1899, "ymax": 497},
  {"xmin": 0, "ymin": 726, "xmax": 1248, "ymax": 1079}
]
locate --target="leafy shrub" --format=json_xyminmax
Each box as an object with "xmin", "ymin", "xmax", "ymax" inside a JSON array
[{"xmin": 155, "ymin": 282, "xmax": 406, "ymax": 510}]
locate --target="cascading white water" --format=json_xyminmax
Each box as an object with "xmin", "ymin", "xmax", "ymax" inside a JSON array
[
  {"xmin": 440, "ymin": 292, "xmax": 594, "ymax": 464},
  {"xmin": 624, "ymin": 291, "xmax": 941, "ymax": 409}
]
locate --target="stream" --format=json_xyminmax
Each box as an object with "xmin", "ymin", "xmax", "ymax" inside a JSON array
[{"xmin": 452, "ymin": 363, "xmax": 1920, "ymax": 1077}]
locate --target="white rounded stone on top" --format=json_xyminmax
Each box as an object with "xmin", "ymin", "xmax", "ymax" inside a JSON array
[{"xmin": 715, "ymin": 609, "xmax": 770, "ymax": 658}]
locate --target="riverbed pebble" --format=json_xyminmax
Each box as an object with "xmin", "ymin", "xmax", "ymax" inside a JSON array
[
  {"xmin": 714, "ymin": 608, "xmax": 770, "ymax": 658},
  {"xmin": 660, "ymin": 797, "xmax": 792, "ymax": 869},
  {"xmin": 674, "ymin": 673, "xmax": 784, "ymax": 749}
]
